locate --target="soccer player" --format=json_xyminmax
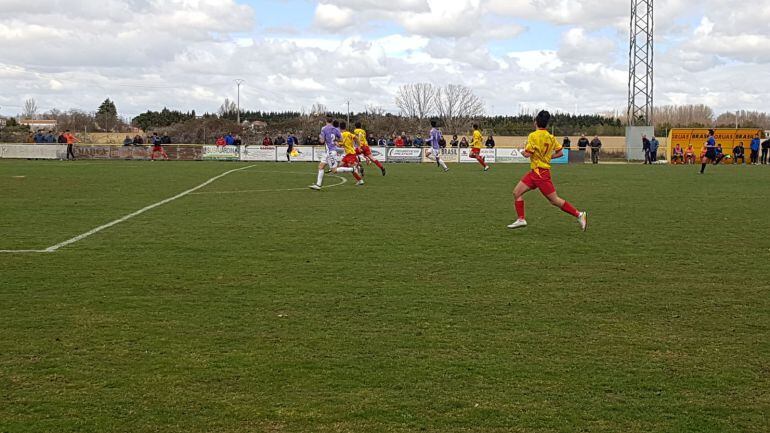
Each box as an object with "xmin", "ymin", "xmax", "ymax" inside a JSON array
[
  {"xmin": 338, "ymin": 121, "xmax": 364, "ymax": 186},
  {"xmin": 149, "ymin": 132, "xmax": 169, "ymax": 161},
  {"xmin": 424, "ymin": 120, "xmax": 449, "ymax": 172},
  {"xmin": 310, "ymin": 117, "xmax": 342, "ymax": 190},
  {"xmin": 507, "ymin": 111, "xmax": 587, "ymax": 231},
  {"xmin": 700, "ymin": 129, "xmax": 717, "ymax": 174},
  {"xmin": 286, "ymin": 133, "xmax": 295, "ymax": 163},
  {"xmin": 470, "ymin": 124, "xmax": 489, "ymax": 171},
  {"xmin": 354, "ymin": 122, "xmax": 386, "ymax": 176}
]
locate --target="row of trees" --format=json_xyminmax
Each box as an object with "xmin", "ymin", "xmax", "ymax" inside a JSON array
[
  {"xmin": 395, "ymin": 83, "xmax": 485, "ymax": 132},
  {"xmin": 16, "ymin": 98, "xmax": 131, "ymax": 132}
]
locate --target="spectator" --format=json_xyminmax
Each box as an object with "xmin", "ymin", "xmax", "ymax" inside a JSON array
[
  {"xmin": 57, "ymin": 132, "xmax": 67, "ymax": 144},
  {"xmin": 33, "ymin": 131, "xmax": 44, "ymax": 143},
  {"xmin": 460, "ymin": 137, "xmax": 469, "ymax": 148},
  {"xmin": 649, "ymin": 136, "xmax": 659, "ymax": 163},
  {"xmin": 485, "ymin": 135, "xmax": 495, "ymax": 148},
  {"xmin": 405, "ymin": 135, "xmax": 413, "ymax": 147},
  {"xmin": 274, "ymin": 135, "xmax": 285, "ymax": 145},
  {"xmin": 714, "ymin": 143, "xmax": 726, "ymax": 165},
  {"xmin": 133, "ymin": 134, "xmax": 144, "ymax": 145},
  {"xmin": 450, "ymin": 135, "xmax": 459, "ymax": 147},
  {"xmin": 225, "ymin": 133, "xmax": 235, "ymax": 146},
  {"xmin": 439, "ymin": 134, "xmax": 447, "ymax": 148},
  {"xmin": 215, "ymin": 136, "xmax": 226, "ymax": 147},
  {"xmin": 762, "ymin": 137, "xmax": 770, "ymax": 165},
  {"xmin": 577, "ymin": 133, "xmax": 589, "ymax": 150},
  {"xmin": 413, "ymin": 134, "xmax": 424, "ymax": 147},
  {"xmin": 378, "ymin": 137, "xmax": 387, "ymax": 147},
  {"xmin": 123, "ymin": 135, "xmax": 133, "ymax": 146},
  {"xmin": 262, "ymin": 135, "xmax": 273, "ymax": 146},
  {"xmin": 563, "ymin": 136, "xmax": 571, "ymax": 149},
  {"xmin": 590, "ymin": 135, "xmax": 602, "ymax": 164},
  {"xmin": 750, "ymin": 134, "xmax": 760, "ymax": 165},
  {"xmin": 44, "ymin": 130, "xmax": 56, "ymax": 143},
  {"xmin": 684, "ymin": 144, "xmax": 695, "ymax": 164},
  {"xmin": 63, "ymin": 130, "xmax": 77, "ymax": 160},
  {"xmin": 394, "ymin": 136, "xmax": 404, "ymax": 147},
  {"xmin": 233, "ymin": 134, "xmax": 242, "ymax": 146},
  {"xmin": 733, "ymin": 142, "xmax": 745, "ymax": 165},
  {"xmin": 386, "ymin": 137, "xmax": 394, "ymax": 147},
  {"xmin": 672, "ymin": 144, "xmax": 684, "ymax": 164},
  {"xmin": 161, "ymin": 133, "xmax": 171, "ymax": 145},
  {"xmin": 642, "ymin": 134, "xmax": 651, "ymax": 164}
]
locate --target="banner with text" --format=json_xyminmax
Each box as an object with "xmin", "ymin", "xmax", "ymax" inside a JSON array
[
  {"xmin": 460, "ymin": 148, "xmax": 497, "ymax": 163},
  {"xmin": 0, "ymin": 144, "xmax": 65, "ymax": 159},
  {"xmin": 422, "ymin": 147, "xmax": 460, "ymax": 163},
  {"xmin": 387, "ymin": 147, "xmax": 423, "ymax": 163},
  {"xmin": 240, "ymin": 145, "xmax": 276, "ymax": 161},
  {"xmin": 203, "ymin": 145, "xmax": 240, "ymax": 161},
  {"xmin": 276, "ymin": 146, "xmax": 314, "ymax": 162}
]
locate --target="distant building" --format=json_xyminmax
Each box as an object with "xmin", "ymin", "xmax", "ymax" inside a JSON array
[
  {"xmin": 20, "ymin": 119, "xmax": 57, "ymax": 131},
  {"xmin": 0, "ymin": 117, "xmax": 6, "ymax": 128},
  {"xmin": 245, "ymin": 120, "xmax": 267, "ymax": 130}
]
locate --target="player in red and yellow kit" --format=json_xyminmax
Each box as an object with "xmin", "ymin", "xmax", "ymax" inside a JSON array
[
  {"xmin": 507, "ymin": 111, "xmax": 587, "ymax": 231},
  {"xmin": 338, "ymin": 121, "xmax": 364, "ymax": 185},
  {"xmin": 470, "ymin": 124, "xmax": 489, "ymax": 171},
  {"xmin": 354, "ymin": 122, "xmax": 386, "ymax": 176}
]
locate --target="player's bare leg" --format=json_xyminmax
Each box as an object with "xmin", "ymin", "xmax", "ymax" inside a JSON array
[{"xmin": 544, "ymin": 191, "xmax": 587, "ymax": 231}]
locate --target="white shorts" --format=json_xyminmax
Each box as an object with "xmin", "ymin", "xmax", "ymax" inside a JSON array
[
  {"xmin": 324, "ymin": 150, "xmax": 339, "ymax": 168},
  {"xmin": 426, "ymin": 148, "xmax": 440, "ymax": 158}
]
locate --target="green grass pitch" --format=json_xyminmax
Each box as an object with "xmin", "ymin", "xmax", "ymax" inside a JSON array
[{"xmin": 1, "ymin": 160, "xmax": 768, "ymax": 433}]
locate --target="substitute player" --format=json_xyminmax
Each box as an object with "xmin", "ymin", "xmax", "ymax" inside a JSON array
[
  {"xmin": 310, "ymin": 117, "xmax": 344, "ymax": 190},
  {"xmin": 700, "ymin": 129, "xmax": 717, "ymax": 174},
  {"xmin": 424, "ymin": 120, "xmax": 449, "ymax": 172},
  {"xmin": 508, "ymin": 110, "xmax": 587, "ymax": 231},
  {"xmin": 470, "ymin": 124, "xmax": 489, "ymax": 171},
  {"xmin": 354, "ymin": 122, "xmax": 386, "ymax": 176}
]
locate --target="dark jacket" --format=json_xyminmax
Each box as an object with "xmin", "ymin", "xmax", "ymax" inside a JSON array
[
  {"xmin": 577, "ymin": 137, "xmax": 589, "ymax": 149},
  {"xmin": 590, "ymin": 138, "xmax": 602, "ymax": 149}
]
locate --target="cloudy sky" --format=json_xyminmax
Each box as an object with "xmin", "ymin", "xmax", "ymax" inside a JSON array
[{"xmin": 0, "ymin": 0, "xmax": 768, "ymax": 120}]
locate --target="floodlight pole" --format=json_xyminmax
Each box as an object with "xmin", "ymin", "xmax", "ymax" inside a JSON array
[
  {"xmin": 627, "ymin": 0, "xmax": 654, "ymax": 126},
  {"xmin": 234, "ymin": 79, "xmax": 245, "ymax": 124},
  {"xmin": 346, "ymin": 100, "xmax": 350, "ymax": 125}
]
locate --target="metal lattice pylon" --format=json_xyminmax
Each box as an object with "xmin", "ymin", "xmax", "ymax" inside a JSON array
[{"xmin": 627, "ymin": 0, "xmax": 654, "ymax": 126}]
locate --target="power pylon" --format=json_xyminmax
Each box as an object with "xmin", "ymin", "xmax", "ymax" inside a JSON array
[{"xmin": 627, "ymin": 0, "xmax": 653, "ymax": 126}]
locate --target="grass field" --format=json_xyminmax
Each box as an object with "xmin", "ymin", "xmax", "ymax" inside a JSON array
[{"xmin": 1, "ymin": 160, "xmax": 769, "ymax": 433}]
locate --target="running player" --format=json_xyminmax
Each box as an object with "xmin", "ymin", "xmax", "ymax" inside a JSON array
[
  {"xmin": 338, "ymin": 122, "xmax": 364, "ymax": 186},
  {"xmin": 470, "ymin": 124, "xmax": 489, "ymax": 171},
  {"xmin": 424, "ymin": 120, "xmax": 449, "ymax": 172},
  {"xmin": 700, "ymin": 129, "xmax": 717, "ymax": 174},
  {"xmin": 354, "ymin": 122, "xmax": 386, "ymax": 176},
  {"xmin": 507, "ymin": 110, "xmax": 587, "ymax": 231},
  {"xmin": 310, "ymin": 117, "xmax": 344, "ymax": 190},
  {"xmin": 149, "ymin": 132, "xmax": 169, "ymax": 161}
]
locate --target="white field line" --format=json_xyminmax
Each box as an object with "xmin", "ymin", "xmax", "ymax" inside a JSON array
[
  {"xmin": 0, "ymin": 164, "xmax": 256, "ymax": 254},
  {"xmin": 190, "ymin": 174, "xmax": 347, "ymax": 195}
]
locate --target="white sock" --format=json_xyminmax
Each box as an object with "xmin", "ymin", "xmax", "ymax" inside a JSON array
[
  {"xmin": 336, "ymin": 167, "xmax": 354, "ymax": 173},
  {"xmin": 439, "ymin": 159, "xmax": 448, "ymax": 170},
  {"xmin": 316, "ymin": 170, "xmax": 324, "ymax": 186}
]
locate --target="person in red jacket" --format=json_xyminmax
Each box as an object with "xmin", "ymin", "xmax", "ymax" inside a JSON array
[
  {"xmin": 262, "ymin": 135, "xmax": 273, "ymax": 146},
  {"xmin": 63, "ymin": 130, "xmax": 77, "ymax": 160},
  {"xmin": 215, "ymin": 136, "xmax": 226, "ymax": 147}
]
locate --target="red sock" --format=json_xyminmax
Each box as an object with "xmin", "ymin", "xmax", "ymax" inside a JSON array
[
  {"xmin": 373, "ymin": 159, "xmax": 383, "ymax": 169},
  {"xmin": 561, "ymin": 201, "xmax": 580, "ymax": 218},
  {"xmin": 515, "ymin": 200, "xmax": 525, "ymax": 220},
  {"xmin": 353, "ymin": 171, "xmax": 361, "ymax": 181},
  {"xmin": 476, "ymin": 156, "xmax": 487, "ymax": 168}
]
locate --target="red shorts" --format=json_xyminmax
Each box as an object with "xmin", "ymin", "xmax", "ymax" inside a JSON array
[
  {"xmin": 357, "ymin": 145, "xmax": 372, "ymax": 157},
  {"xmin": 152, "ymin": 145, "xmax": 163, "ymax": 152},
  {"xmin": 521, "ymin": 169, "xmax": 556, "ymax": 196},
  {"xmin": 470, "ymin": 148, "xmax": 481, "ymax": 157},
  {"xmin": 342, "ymin": 154, "xmax": 359, "ymax": 166}
]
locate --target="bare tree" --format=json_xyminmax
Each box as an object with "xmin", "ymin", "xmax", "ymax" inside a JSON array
[
  {"xmin": 310, "ymin": 103, "xmax": 328, "ymax": 117},
  {"xmin": 218, "ymin": 98, "xmax": 237, "ymax": 118},
  {"xmin": 395, "ymin": 83, "xmax": 437, "ymax": 127},
  {"xmin": 22, "ymin": 98, "xmax": 38, "ymax": 119},
  {"xmin": 435, "ymin": 84, "xmax": 485, "ymax": 133},
  {"xmin": 653, "ymin": 104, "xmax": 714, "ymax": 127}
]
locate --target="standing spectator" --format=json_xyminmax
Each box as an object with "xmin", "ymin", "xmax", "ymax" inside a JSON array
[
  {"xmin": 133, "ymin": 134, "xmax": 144, "ymax": 145},
  {"xmin": 672, "ymin": 144, "xmax": 685, "ymax": 164},
  {"xmin": 459, "ymin": 137, "xmax": 469, "ymax": 148},
  {"xmin": 123, "ymin": 135, "xmax": 133, "ymax": 146},
  {"xmin": 233, "ymin": 134, "xmax": 242, "ymax": 147},
  {"xmin": 63, "ymin": 130, "xmax": 77, "ymax": 160},
  {"xmin": 405, "ymin": 135, "xmax": 413, "ymax": 147},
  {"xmin": 642, "ymin": 134, "xmax": 651, "ymax": 164},
  {"xmin": 761, "ymin": 137, "xmax": 770, "ymax": 165},
  {"xmin": 562, "ymin": 136, "xmax": 571, "ymax": 149},
  {"xmin": 750, "ymin": 134, "xmax": 760, "ymax": 165},
  {"xmin": 378, "ymin": 137, "xmax": 387, "ymax": 147},
  {"xmin": 44, "ymin": 130, "xmax": 56, "ymax": 143},
  {"xmin": 485, "ymin": 135, "xmax": 496, "ymax": 148},
  {"xmin": 262, "ymin": 135, "xmax": 273, "ymax": 146},
  {"xmin": 394, "ymin": 135, "xmax": 404, "ymax": 147},
  {"xmin": 590, "ymin": 135, "xmax": 602, "ymax": 164},
  {"xmin": 733, "ymin": 142, "xmax": 746, "ymax": 165},
  {"xmin": 57, "ymin": 132, "xmax": 67, "ymax": 144},
  {"xmin": 274, "ymin": 135, "xmax": 285, "ymax": 145},
  {"xmin": 161, "ymin": 133, "xmax": 171, "ymax": 145},
  {"xmin": 649, "ymin": 136, "xmax": 659, "ymax": 163},
  {"xmin": 225, "ymin": 132, "xmax": 235, "ymax": 146},
  {"xmin": 413, "ymin": 134, "xmax": 424, "ymax": 147},
  {"xmin": 215, "ymin": 136, "xmax": 226, "ymax": 147},
  {"xmin": 33, "ymin": 130, "xmax": 44, "ymax": 143},
  {"xmin": 450, "ymin": 135, "xmax": 459, "ymax": 147},
  {"xmin": 577, "ymin": 134, "xmax": 589, "ymax": 150}
]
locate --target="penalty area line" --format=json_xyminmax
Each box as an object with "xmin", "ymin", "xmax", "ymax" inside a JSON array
[
  {"xmin": 189, "ymin": 174, "xmax": 348, "ymax": 195},
  {"xmin": 0, "ymin": 164, "xmax": 256, "ymax": 254}
]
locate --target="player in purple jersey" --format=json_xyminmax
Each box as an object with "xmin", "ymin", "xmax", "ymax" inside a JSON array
[
  {"xmin": 310, "ymin": 118, "xmax": 356, "ymax": 190},
  {"xmin": 424, "ymin": 120, "xmax": 449, "ymax": 172}
]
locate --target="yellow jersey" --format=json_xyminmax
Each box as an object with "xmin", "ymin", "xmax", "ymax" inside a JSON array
[
  {"xmin": 354, "ymin": 128, "xmax": 368, "ymax": 147},
  {"xmin": 340, "ymin": 131, "xmax": 357, "ymax": 155},
  {"xmin": 525, "ymin": 128, "xmax": 561, "ymax": 171},
  {"xmin": 472, "ymin": 130, "xmax": 483, "ymax": 149}
]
